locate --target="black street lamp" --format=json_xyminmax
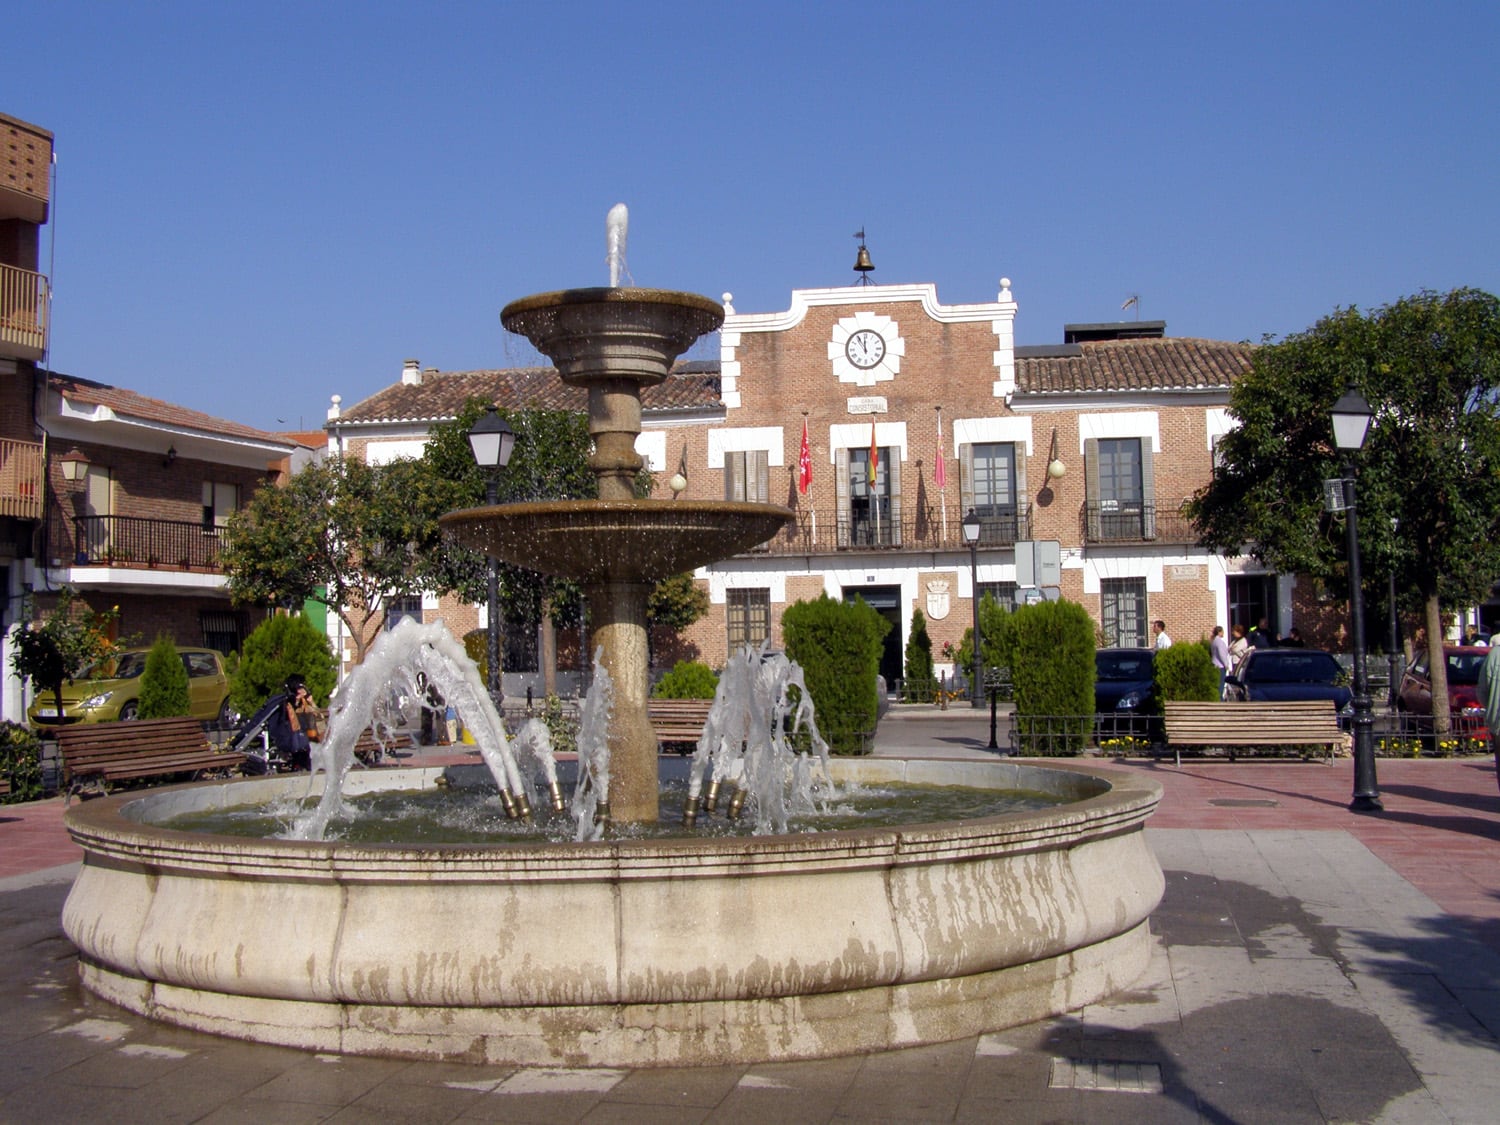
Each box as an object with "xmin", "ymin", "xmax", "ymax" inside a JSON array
[
  {"xmin": 1331, "ymin": 387, "xmax": 1381, "ymax": 813},
  {"xmin": 962, "ymin": 508, "xmax": 982, "ymax": 709},
  {"xmin": 467, "ymin": 405, "xmax": 516, "ymax": 707}
]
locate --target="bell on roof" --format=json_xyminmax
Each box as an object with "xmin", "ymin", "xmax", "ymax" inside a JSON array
[{"xmin": 852, "ymin": 229, "xmax": 874, "ymax": 285}]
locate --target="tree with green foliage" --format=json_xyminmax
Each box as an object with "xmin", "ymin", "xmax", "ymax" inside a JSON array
[
  {"xmin": 222, "ymin": 455, "xmax": 469, "ymax": 665},
  {"xmin": 648, "ymin": 573, "xmax": 710, "ymax": 634},
  {"xmin": 998, "ymin": 599, "xmax": 1095, "ymax": 754},
  {"xmin": 903, "ymin": 608, "xmax": 937, "ymax": 701},
  {"xmin": 231, "ymin": 613, "xmax": 338, "ymax": 716},
  {"xmin": 137, "ymin": 634, "xmax": 192, "ymax": 718},
  {"xmin": 1188, "ymin": 288, "xmax": 1500, "ymax": 735},
  {"xmin": 782, "ymin": 594, "xmax": 889, "ymax": 754},
  {"xmin": 954, "ymin": 594, "xmax": 1012, "ymax": 692},
  {"xmin": 8, "ymin": 587, "xmax": 122, "ymax": 719}
]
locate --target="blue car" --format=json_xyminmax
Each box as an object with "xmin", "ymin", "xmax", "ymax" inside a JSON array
[
  {"xmin": 1225, "ymin": 648, "xmax": 1353, "ymax": 712},
  {"xmin": 1095, "ymin": 648, "xmax": 1158, "ymax": 740}
]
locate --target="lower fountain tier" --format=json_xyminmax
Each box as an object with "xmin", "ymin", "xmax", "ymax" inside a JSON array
[
  {"xmin": 440, "ymin": 499, "xmax": 794, "ymax": 583},
  {"xmin": 62, "ymin": 758, "xmax": 1164, "ymax": 1068}
]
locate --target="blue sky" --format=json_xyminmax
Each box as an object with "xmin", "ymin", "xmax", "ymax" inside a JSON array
[{"xmin": 7, "ymin": 1, "xmax": 1498, "ymax": 432}]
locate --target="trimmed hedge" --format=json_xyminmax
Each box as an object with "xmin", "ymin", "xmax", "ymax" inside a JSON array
[
  {"xmin": 138, "ymin": 634, "xmax": 191, "ymax": 719},
  {"xmin": 1001, "ymin": 599, "xmax": 1095, "ymax": 755},
  {"xmin": 653, "ymin": 660, "xmax": 719, "ymax": 700},
  {"xmin": 782, "ymin": 594, "xmax": 888, "ymax": 755},
  {"xmin": 1154, "ymin": 641, "xmax": 1220, "ymax": 705}
]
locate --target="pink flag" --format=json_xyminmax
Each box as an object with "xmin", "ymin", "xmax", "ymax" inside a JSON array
[
  {"xmin": 934, "ymin": 414, "xmax": 947, "ymax": 489},
  {"xmin": 797, "ymin": 418, "xmax": 812, "ymax": 494}
]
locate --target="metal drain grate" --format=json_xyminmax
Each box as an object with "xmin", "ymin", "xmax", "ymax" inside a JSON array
[
  {"xmin": 1048, "ymin": 1057, "xmax": 1164, "ymax": 1093},
  {"xmin": 1208, "ymin": 798, "xmax": 1279, "ymax": 807}
]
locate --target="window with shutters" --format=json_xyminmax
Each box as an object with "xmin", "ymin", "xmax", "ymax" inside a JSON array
[
  {"xmin": 1084, "ymin": 437, "xmax": 1155, "ymax": 541},
  {"xmin": 1100, "ymin": 578, "xmax": 1148, "ymax": 648},
  {"xmin": 726, "ymin": 588, "xmax": 771, "ymax": 650},
  {"xmin": 962, "ymin": 442, "xmax": 1027, "ymax": 543},
  {"xmin": 843, "ymin": 446, "xmax": 899, "ymax": 546},
  {"xmin": 724, "ymin": 450, "xmax": 769, "ymax": 503},
  {"xmin": 202, "ymin": 481, "xmax": 240, "ymax": 533}
]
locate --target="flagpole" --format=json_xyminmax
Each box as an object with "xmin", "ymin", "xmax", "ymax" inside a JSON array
[{"xmin": 937, "ymin": 406, "xmax": 948, "ymax": 544}]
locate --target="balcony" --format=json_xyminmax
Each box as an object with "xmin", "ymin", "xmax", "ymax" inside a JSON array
[
  {"xmin": 0, "ymin": 263, "xmax": 49, "ymax": 361},
  {"xmin": 754, "ymin": 502, "xmax": 1031, "ymax": 557},
  {"xmin": 55, "ymin": 516, "xmax": 226, "ymax": 572},
  {"xmin": 1081, "ymin": 499, "xmax": 1198, "ymax": 545},
  {"xmin": 0, "ymin": 438, "xmax": 42, "ymax": 519}
]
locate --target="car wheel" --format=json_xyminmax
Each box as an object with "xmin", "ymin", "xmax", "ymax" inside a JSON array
[
  {"xmin": 218, "ymin": 697, "xmax": 241, "ymax": 729},
  {"xmin": 118, "ymin": 701, "xmax": 139, "ymax": 721}
]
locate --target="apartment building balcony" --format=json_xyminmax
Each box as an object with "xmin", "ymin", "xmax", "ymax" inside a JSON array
[
  {"xmin": 0, "ymin": 438, "xmax": 43, "ymax": 519},
  {"xmin": 0, "ymin": 263, "xmax": 49, "ymax": 362},
  {"xmin": 753, "ymin": 502, "xmax": 1032, "ymax": 557},
  {"xmin": 1081, "ymin": 499, "xmax": 1199, "ymax": 546},
  {"xmin": 51, "ymin": 516, "xmax": 226, "ymax": 573}
]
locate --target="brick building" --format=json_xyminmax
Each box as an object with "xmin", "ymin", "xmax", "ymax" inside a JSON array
[{"xmin": 331, "ymin": 277, "xmax": 1288, "ymax": 692}]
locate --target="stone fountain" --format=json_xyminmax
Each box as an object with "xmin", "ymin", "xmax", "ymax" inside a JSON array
[
  {"xmin": 59, "ymin": 209, "xmax": 1165, "ymax": 1067},
  {"xmin": 441, "ymin": 277, "xmax": 793, "ymax": 824}
]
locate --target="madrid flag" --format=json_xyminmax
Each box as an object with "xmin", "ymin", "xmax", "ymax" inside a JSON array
[{"xmin": 797, "ymin": 418, "xmax": 812, "ymax": 494}]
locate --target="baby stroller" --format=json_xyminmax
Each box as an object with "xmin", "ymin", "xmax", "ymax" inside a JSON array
[{"xmin": 230, "ymin": 692, "xmax": 308, "ymax": 774}]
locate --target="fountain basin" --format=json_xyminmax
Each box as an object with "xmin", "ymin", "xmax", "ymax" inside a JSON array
[
  {"xmin": 441, "ymin": 499, "xmax": 794, "ymax": 583},
  {"xmin": 62, "ymin": 758, "xmax": 1163, "ymax": 1067}
]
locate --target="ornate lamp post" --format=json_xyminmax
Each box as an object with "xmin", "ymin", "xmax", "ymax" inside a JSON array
[
  {"xmin": 467, "ymin": 405, "xmax": 516, "ymax": 706},
  {"xmin": 962, "ymin": 508, "xmax": 982, "ymax": 709},
  {"xmin": 1331, "ymin": 387, "xmax": 1381, "ymax": 813}
]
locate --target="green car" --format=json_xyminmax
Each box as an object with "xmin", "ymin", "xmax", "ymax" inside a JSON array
[{"xmin": 27, "ymin": 647, "xmax": 236, "ymax": 727}]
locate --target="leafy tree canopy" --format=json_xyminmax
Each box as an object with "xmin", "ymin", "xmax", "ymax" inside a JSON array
[{"xmin": 1187, "ymin": 288, "xmax": 1500, "ymax": 732}]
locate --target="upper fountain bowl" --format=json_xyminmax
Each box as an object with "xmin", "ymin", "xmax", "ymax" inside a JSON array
[
  {"xmin": 501, "ymin": 288, "xmax": 724, "ymax": 389},
  {"xmin": 441, "ymin": 498, "xmax": 794, "ymax": 584}
]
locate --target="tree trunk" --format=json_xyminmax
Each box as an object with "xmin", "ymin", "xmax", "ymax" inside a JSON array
[
  {"xmin": 1424, "ymin": 594, "xmax": 1450, "ymax": 736},
  {"xmin": 540, "ymin": 610, "xmax": 557, "ymax": 698}
]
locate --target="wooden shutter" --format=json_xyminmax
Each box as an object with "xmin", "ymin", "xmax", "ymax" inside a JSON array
[
  {"xmin": 1139, "ymin": 437, "xmax": 1156, "ymax": 540},
  {"xmin": 724, "ymin": 452, "xmax": 742, "ymax": 501},
  {"xmin": 1013, "ymin": 443, "xmax": 1028, "ymax": 538},
  {"xmin": 1084, "ymin": 439, "xmax": 1100, "ymax": 540},
  {"xmin": 836, "ymin": 454, "xmax": 850, "ymax": 548},
  {"xmin": 750, "ymin": 450, "xmax": 769, "ymax": 503},
  {"xmin": 888, "ymin": 453, "xmax": 901, "ymax": 547},
  {"xmin": 959, "ymin": 443, "xmax": 973, "ymax": 518}
]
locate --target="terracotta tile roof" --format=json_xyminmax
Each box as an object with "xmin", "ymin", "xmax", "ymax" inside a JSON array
[
  {"xmin": 49, "ymin": 373, "xmax": 294, "ymax": 445},
  {"xmin": 1016, "ymin": 337, "xmax": 1255, "ymax": 395},
  {"xmin": 336, "ymin": 365, "xmax": 723, "ymax": 426}
]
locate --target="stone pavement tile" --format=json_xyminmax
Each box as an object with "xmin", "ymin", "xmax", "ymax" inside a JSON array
[
  {"xmin": 241, "ymin": 1053, "xmax": 413, "ymax": 1107},
  {"xmin": 328, "ymin": 1074, "xmax": 492, "ymax": 1125},
  {"xmin": 196, "ymin": 1099, "xmax": 339, "ymax": 1124},
  {"xmin": 701, "ymin": 1065, "xmax": 859, "ymax": 1125},
  {"xmin": 1450, "ymin": 985, "xmax": 1500, "ymax": 1038},
  {"xmin": 604, "ymin": 1064, "xmax": 743, "ymax": 1108},
  {"xmin": 1167, "ymin": 945, "xmax": 1266, "ymax": 1015},
  {"xmin": 454, "ymin": 1068, "xmax": 628, "ymax": 1123},
  {"xmin": 829, "ymin": 1043, "xmax": 975, "ymax": 1123}
]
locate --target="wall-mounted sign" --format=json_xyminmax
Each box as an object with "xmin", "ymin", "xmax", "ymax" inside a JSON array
[{"xmin": 847, "ymin": 396, "xmax": 888, "ymax": 415}]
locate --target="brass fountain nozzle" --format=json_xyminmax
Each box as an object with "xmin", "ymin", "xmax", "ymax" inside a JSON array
[
  {"xmin": 703, "ymin": 779, "xmax": 722, "ymax": 813},
  {"xmin": 498, "ymin": 789, "xmax": 520, "ymax": 819},
  {"xmin": 682, "ymin": 795, "xmax": 701, "ymax": 828},
  {"xmin": 726, "ymin": 786, "xmax": 747, "ymax": 821},
  {"xmin": 547, "ymin": 780, "xmax": 566, "ymax": 814},
  {"xmin": 514, "ymin": 792, "xmax": 534, "ymax": 821},
  {"xmin": 594, "ymin": 799, "xmax": 611, "ymax": 825}
]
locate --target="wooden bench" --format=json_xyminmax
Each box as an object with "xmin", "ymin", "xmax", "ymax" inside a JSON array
[
  {"xmin": 649, "ymin": 699, "xmax": 715, "ymax": 754},
  {"xmin": 1162, "ymin": 700, "xmax": 1347, "ymax": 767},
  {"xmin": 58, "ymin": 716, "xmax": 247, "ymax": 801},
  {"xmin": 352, "ymin": 727, "xmax": 415, "ymax": 765}
]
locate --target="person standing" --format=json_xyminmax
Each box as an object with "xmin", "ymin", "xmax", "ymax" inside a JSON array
[
  {"xmin": 1228, "ymin": 623, "xmax": 1251, "ymax": 675},
  {"xmin": 1152, "ymin": 620, "xmax": 1173, "ymax": 650},
  {"xmin": 1248, "ymin": 617, "xmax": 1276, "ymax": 649},
  {"xmin": 1210, "ymin": 625, "xmax": 1232, "ymax": 697},
  {"xmin": 1477, "ymin": 644, "xmax": 1500, "ymax": 794}
]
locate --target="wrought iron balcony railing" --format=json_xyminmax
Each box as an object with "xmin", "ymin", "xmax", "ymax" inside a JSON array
[
  {"xmin": 0, "ymin": 439, "xmax": 43, "ymax": 519},
  {"xmin": 0, "ymin": 263, "xmax": 49, "ymax": 361},
  {"xmin": 752, "ymin": 502, "xmax": 1031, "ymax": 556},
  {"xmin": 59, "ymin": 516, "xmax": 226, "ymax": 572},
  {"xmin": 1081, "ymin": 499, "xmax": 1198, "ymax": 545}
]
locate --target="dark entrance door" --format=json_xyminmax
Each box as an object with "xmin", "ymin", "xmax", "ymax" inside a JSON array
[{"xmin": 844, "ymin": 585, "xmax": 902, "ymax": 693}]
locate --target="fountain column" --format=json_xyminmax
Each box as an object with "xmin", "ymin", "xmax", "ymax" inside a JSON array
[{"xmin": 584, "ymin": 578, "xmax": 656, "ymax": 821}]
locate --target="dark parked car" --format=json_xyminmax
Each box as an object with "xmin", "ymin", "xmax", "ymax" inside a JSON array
[
  {"xmin": 1095, "ymin": 648, "xmax": 1157, "ymax": 739},
  {"xmin": 1225, "ymin": 648, "xmax": 1352, "ymax": 713},
  {"xmin": 1396, "ymin": 646, "xmax": 1489, "ymax": 733}
]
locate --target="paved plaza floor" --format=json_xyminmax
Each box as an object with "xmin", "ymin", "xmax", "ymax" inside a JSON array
[{"xmin": 2, "ymin": 707, "xmax": 1498, "ymax": 1123}]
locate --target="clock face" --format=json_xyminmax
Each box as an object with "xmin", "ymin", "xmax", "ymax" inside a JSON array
[{"xmin": 845, "ymin": 329, "xmax": 886, "ymax": 369}]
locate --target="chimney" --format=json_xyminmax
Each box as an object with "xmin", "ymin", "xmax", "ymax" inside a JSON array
[{"xmin": 402, "ymin": 359, "xmax": 422, "ymax": 386}]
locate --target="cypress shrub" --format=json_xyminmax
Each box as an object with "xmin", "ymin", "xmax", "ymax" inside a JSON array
[
  {"xmin": 903, "ymin": 608, "xmax": 937, "ymax": 701},
  {"xmin": 782, "ymin": 594, "xmax": 888, "ymax": 755},
  {"xmin": 653, "ymin": 660, "xmax": 719, "ymax": 699},
  {"xmin": 231, "ymin": 614, "xmax": 337, "ymax": 716},
  {"xmin": 1154, "ymin": 641, "xmax": 1219, "ymax": 704},
  {"xmin": 1001, "ymin": 599, "xmax": 1095, "ymax": 755},
  {"xmin": 137, "ymin": 634, "xmax": 191, "ymax": 719}
]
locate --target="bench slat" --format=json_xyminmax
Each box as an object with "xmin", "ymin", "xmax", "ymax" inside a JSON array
[
  {"xmin": 58, "ymin": 717, "xmax": 244, "ymax": 792},
  {"xmin": 1161, "ymin": 700, "xmax": 1344, "ymax": 766}
]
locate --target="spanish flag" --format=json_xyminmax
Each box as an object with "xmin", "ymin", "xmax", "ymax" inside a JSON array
[{"xmin": 869, "ymin": 420, "xmax": 879, "ymax": 478}]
